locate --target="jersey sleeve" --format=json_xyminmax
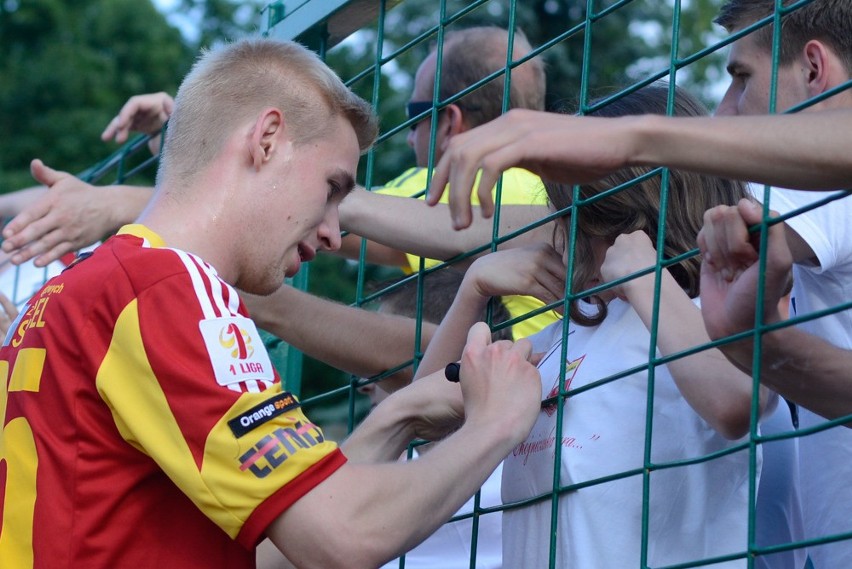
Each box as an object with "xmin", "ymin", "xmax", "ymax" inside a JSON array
[{"xmin": 94, "ymin": 265, "xmax": 344, "ymax": 547}]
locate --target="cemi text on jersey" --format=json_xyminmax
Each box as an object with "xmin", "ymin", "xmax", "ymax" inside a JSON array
[{"xmin": 238, "ymin": 420, "xmax": 325, "ymax": 478}]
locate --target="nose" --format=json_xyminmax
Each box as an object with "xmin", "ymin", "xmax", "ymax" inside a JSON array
[
  {"xmin": 318, "ymin": 207, "xmax": 343, "ymax": 252},
  {"xmin": 406, "ymin": 127, "xmax": 416, "ymax": 149},
  {"xmin": 356, "ymin": 379, "xmax": 374, "ymax": 395},
  {"xmin": 715, "ymin": 84, "xmax": 739, "ymax": 117}
]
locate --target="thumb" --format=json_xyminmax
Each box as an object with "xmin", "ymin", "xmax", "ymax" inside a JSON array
[
  {"xmin": 30, "ymin": 159, "xmax": 66, "ymax": 188},
  {"xmin": 465, "ymin": 321, "xmax": 493, "ymax": 350},
  {"xmin": 737, "ymin": 198, "xmax": 765, "ymax": 226},
  {"xmin": 163, "ymin": 95, "xmax": 175, "ymax": 117},
  {"xmin": 529, "ymin": 351, "xmax": 546, "ymax": 366}
]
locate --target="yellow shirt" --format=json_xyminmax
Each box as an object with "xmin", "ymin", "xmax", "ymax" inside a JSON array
[{"xmin": 376, "ymin": 167, "xmax": 559, "ymax": 339}]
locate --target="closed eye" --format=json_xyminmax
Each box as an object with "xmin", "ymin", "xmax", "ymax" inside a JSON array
[
  {"xmin": 327, "ymin": 170, "xmax": 356, "ymax": 202},
  {"xmin": 327, "ymin": 181, "xmax": 342, "ymax": 200}
]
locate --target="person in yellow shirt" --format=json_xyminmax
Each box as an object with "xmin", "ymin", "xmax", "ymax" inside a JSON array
[{"xmin": 338, "ymin": 26, "xmax": 558, "ymax": 339}]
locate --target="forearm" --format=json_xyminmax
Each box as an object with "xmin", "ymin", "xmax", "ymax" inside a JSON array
[
  {"xmin": 333, "ymin": 232, "xmax": 410, "ymax": 266},
  {"xmin": 415, "ymin": 280, "xmax": 489, "ymax": 379},
  {"xmin": 246, "ymin": 285, "xmax": 435, "ymax": 379},
  {"xmin": 0, "ymin": 186, "xmax": 47, "ymax": 218},
  {"xmin": 341, "ymin": 188, "xmax": 550, "ymax": 261},
  {"xmin": 636, "ymin": 112, "xmax": 852, "ymax": 190},
  {"xmin": 272, "ymin": 406, "xmax": 517, "ymax": 568},
  {"xmin": 627, "ymin": 272, "xmax": 763, "ymax": 438},
  {"xmin": 106, "ymin": 185, "xmax": 154, "ymax": 228},
  {"xmin": 720, "ymin": 325, "xmax": 852, "ymax": 423}
]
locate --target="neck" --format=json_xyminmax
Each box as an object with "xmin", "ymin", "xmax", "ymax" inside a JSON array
[{"xmin": 138, "ymin": 178, "xmax": 240, "ymax": 284}]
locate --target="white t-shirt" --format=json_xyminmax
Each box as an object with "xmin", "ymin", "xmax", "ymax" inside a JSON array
[
  {"xmin": 763, "ymin": 187, "xmax": 852, "ymax": 568},
  {"xmin": 381, "ymin": 455, "xmax": 503, "ymax": 569},
  {"xmin": 502, "ymin": 300, "xmax": 755, "ymax": 568},
  {"xmin": 754, "ymin": 400, "xmax": 807, "ymax": 569}
]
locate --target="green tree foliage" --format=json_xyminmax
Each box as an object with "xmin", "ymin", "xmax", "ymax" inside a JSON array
[{"xmin": 0, "ymin": 0, "xmax": 194, "ymax": 190}]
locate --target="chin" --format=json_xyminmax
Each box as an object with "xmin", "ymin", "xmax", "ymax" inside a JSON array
[{"xmin": 235, "ymin": 274, "xmax": 287, "ymax": 297}]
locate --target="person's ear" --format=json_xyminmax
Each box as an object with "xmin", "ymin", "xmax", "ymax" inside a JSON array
[
  {"xmin": 445, "ymin": 103, "xmax": 467, "ymax": 136},
  {"xmin": 248, "ymin": 108, "xmax": 285, "ymax": 170},
  {"xmin": 438, "ymin": 103, "xmax": 466, "ymax": 152},
  {"xmin": 802, "ymin": 40, "xmax": 833, "ymax": 98}
]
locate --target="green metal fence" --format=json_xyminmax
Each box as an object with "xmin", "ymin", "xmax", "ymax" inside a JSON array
[{"xmin": 26, "ymin": 0, "xmax": 851, "ymax": 567}]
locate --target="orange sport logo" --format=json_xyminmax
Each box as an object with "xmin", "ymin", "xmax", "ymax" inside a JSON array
[{"xmin": 219, "ymin": 322, "xmax": 254, "ymax": 360}]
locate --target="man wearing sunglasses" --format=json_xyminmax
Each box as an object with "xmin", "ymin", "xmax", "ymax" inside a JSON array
[{"xmin": 337, "ymin": 25, "xmax": 558, "ymax": 340}]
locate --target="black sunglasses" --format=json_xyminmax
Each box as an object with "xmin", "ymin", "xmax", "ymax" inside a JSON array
[{"xmin": 406, "ymin": 101, "xmax": 436, "ymax": 130}]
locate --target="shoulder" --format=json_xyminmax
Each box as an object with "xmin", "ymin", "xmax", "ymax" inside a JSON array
[
  {"xmin": 493, "ymin": 168, "xmax": 548, "ymax": 205},
  {"xmin": 103, "ymin": 233, "xmax": 244, "ymax": 320},
  {"xmin": 766, "ymin": 187, "xmax": 852, "ymax": 270}
]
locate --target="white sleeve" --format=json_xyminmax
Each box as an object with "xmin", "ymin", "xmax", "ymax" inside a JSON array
[{"xmin": 762, "ymin": 186, "xmax": 852, "ymax": 274}]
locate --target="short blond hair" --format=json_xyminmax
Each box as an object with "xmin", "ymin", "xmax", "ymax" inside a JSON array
[{"xmin": 159, "ymin": 38, "xmax": 378, "ymax": 185}]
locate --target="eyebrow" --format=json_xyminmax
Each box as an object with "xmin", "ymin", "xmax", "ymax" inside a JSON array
[{"xmin": 330, "ymin": 169, "xmax": 356, "ymax": 198}]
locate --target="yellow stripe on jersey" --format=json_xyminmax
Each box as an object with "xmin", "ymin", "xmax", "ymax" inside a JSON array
[
  {"xmin": 9, "ymin": 349, "xmax": 45, "ymax": 392},
  {"xmin": 96, "ymin": 300, "xmax": 338, "ymax": 539},
  {"xmin": 116, "ymin": 224, "xmax": 166, "ymax": 247},
  {"xmin": 0, "ymin": 356, "xmax": 39, "ymax": 568}
]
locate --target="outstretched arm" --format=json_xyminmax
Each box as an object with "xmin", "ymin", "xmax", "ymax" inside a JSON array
[
  {"xmin": 267, "ymin": 323, "xmax": 542, "ymax": 569},
  {"xmin": 0, "ymin": 185, "xmax": 48, "ymax": 219},
  {"xmin": 699, "ymin": 198, "xmax": 852, "ymax": 422},
  {"xmin": 1, "ymin": 160, "xmax": 152, "ymax": 266},
  {"xmin": 601, "ymin": 231, "xmax": 771, "ymax": 440},
  {"xmin": 244, "ymin": 284, "xmax": 437, "ymax": 392},
  {"xmin": 427, "ymin": 109, "xmax": 852, "ymax": 229},
  {"xmin": 1, "ymin": 92, "xmax": 176, "ymax": 266},
  {"xmin": 339, "ymin": 186, "xmax": 551, "ymax": 266}
]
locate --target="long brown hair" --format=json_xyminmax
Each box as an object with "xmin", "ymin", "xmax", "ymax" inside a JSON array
[{"xmin": 547, "ymin": 84, "xmax": 749, "ymax": 326}]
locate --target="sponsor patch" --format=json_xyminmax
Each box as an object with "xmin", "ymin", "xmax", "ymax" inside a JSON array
[
  {"xmin": 238, "ymin": 420, "xmax": 326, "ymax": 478},
  {"xmin": 228, "ymin": 391, "xmax": 300, "ymax": 438},
  {"xmin": 199, "ymin": 316, "xmax": 274, "ymax": 387}
]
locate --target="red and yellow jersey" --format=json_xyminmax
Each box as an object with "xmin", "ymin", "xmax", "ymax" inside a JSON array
[{"xmin": 0, "ymin": 224, "xmax": 344, "ymax": 569}]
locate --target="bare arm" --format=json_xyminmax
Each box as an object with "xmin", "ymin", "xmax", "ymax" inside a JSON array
[
  {"xmin": 416, "ymin": 244, "xmax": 566, "ymax": 379},
  {"xmin": 339, "ymin": 186, "xmax": 551, "ymax": 265},
  {"xmin": 267, "ymin": 324, "xmax": 541, "ymax": 569},
  {"xmin": 335, "ymin": 232, "xmax": 410, "ymax": 267},
  {"xmin": 244, "ymin": 285, "xmax": 437, "ymax": 391},
  {"xmin": 699, "ymin": 199, "xmax": 852, "ymax": 422},
  {"xmin": 427, "ymin": 109, "xmax": 852, "ymax": 229},
  {"xmin": 602, "ymin": 231, "xmax": 771, "ymax": 440},
  {"xmin": 0, "ymin": 186, "xmax": 48, "ymax": 218},
  {"xmin": 638, "ymin": 111, "xmax": 852, "ymax": 190},
  {"xmin": 1, "ymin": 160, "xmax": 152, "ymax": 266}
]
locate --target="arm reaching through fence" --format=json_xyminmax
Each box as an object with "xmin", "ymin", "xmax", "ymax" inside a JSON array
[
  {"xmin": 427, "ymin": 109, "xmax": 852, "ymax": 229},
  {"xmin": 699, "ymin": 198, "xmax": 852, "ymax": 423},
  {"xmin": 268, "ymin": 322, "xmax": 541, "ymax": 569},
  {"xmin": 0, "ymin": 159, "xmax": 152, "ymax": 266}
]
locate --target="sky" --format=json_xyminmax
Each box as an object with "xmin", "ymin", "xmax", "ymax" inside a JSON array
[{"xmin": 152, "ymin": 0, "xmax": 202, "ymax": 43}]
